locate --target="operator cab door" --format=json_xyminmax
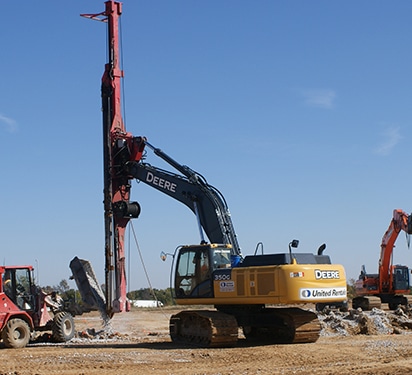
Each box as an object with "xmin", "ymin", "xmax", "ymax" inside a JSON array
[
  {"xmin": 2, "ymin": 268, "xmax": 34, "ymax": 311},
  {"xmin": 175, "ymin": 247, "xmax": 213, "ymax": 298},
  {"xmin": 393, "ymin": 266, "xmax": 410, "ymax": 292}
]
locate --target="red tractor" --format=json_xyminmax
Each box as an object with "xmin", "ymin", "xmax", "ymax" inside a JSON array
[{"xmin": 0, "ymin": 265, "xmax": 75, "ymax": 348}]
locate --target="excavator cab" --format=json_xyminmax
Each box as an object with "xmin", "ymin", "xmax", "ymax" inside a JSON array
[
  {"xmin": 392, "ymin": 265, "xmax": 410, "ymax": 293},
  {"xmin": 174, "ymin": 244, "xmax": 232, "ymax": 299}
]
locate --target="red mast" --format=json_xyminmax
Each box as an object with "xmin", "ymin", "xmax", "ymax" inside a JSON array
[{"xmin": 82, "ymin": 1, "xmax": 145, "ymax": 316}]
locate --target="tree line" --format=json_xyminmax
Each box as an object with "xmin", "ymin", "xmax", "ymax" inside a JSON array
[{"xmin": 42, "ymin": 279, "xmax": 175, "ymax": 307}]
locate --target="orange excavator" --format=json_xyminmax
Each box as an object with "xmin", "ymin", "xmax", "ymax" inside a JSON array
[{"xmin": 353, "ymin": 209, "xmax": 412, "ymax": 310}]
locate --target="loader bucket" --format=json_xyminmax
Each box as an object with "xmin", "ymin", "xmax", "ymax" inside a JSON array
[{"xmin": 69, "ymin": 257, "xmax": 106, "ymax": 314}]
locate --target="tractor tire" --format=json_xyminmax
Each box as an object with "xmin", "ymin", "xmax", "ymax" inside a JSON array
[
  {"xmin": 2, "ymin": 318, "xmax": 31, "ymax": 348},
  {"xmin": 52, "ymin": 312, "xmax": 75, "ymax": 342}
]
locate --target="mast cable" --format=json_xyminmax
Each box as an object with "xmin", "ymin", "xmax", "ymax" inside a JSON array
[{"xmin": 129, "ymin": 221, "xmax": 167, "ymax": 315}]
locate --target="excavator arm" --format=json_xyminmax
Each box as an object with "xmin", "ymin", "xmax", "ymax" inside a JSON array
[
  {"xmin": 378, "ymin": 209, "xmax": 412, "ymax": 292},
  {"xmin": 124, "ymin": 141, "xmax": 242, "ymax": 257}
]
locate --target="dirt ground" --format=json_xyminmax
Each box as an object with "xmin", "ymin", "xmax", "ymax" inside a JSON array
[{"xmin": 2, "ymin": 307, "xmax": 412, "ymax": 375}]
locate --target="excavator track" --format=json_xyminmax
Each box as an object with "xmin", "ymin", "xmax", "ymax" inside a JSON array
[
  {"xmin": 388, "ymin": 295, "xmax": 412, "ymax": 310},
  {"xmin": 169, "ymin": 310, "xmax": 239, "ymax": 347},
  {"xmin": 169, "ymin": 308, "xmax": 320, "ymax": 347},
  {"xmin": 404, "ymin": 295, "xmax": 412, "ymax": 307},
  {"xmin": 352, "ymin": 296, "xmax": 382, "ymax": 310},
  {"xmin": 241, "ymin": 307, "xmax": 321, "ymax": 344},
  {"xmin": 273, "ymin": 307, "xmax": 321, "ymax": 343}
]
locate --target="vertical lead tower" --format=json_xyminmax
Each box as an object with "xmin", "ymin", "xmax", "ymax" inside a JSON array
[
  {"xmin": 101, "ymin": 1, "xmax": 128, "ymax": 316},
  {"xmin": 82, "ymin": 1, "xmax": 145, "ymax": 316}
]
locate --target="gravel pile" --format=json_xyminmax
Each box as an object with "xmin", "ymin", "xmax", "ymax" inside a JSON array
[{"xmin": 318, "ymin": 306, "xmax": 412, "ymax": 336}]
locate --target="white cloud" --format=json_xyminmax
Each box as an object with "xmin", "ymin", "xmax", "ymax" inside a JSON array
[
  {"xmin": 298, "ymin": 89, "xmax": 336, "ymax": 109},
  {"xmin": 375, "ymin": 126, "xmax": 402, "ymax": 156},
  {"xmin": 0, "ymin": 113, "xmax": 18, "ymax": 133}
]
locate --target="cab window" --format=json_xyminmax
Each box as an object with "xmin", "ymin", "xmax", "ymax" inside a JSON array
[{"xmin": 212, "ymin": 248, "xmax": 231, "ymax": 269}]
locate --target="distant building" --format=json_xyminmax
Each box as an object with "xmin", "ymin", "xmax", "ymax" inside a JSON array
[{"xmin": 130, "ymin": 300, "xmax": 163, "ymax": 308}]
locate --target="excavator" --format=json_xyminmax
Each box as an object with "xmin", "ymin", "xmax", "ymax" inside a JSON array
[
  {"xmin": 353, "ymin": 209, "xmax": 412, "ymax": 311},
  {"xmin": 71, "ymin": 0, "xmax": 348, "ymax": 347}
]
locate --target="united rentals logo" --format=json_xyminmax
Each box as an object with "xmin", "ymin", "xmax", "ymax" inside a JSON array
[
  {"xmin": 300, "ymin": 287, "xmax": 347, "ymax": 299},
  {"xmin": 315, "ymin": 269, "xmax": 340, "ymax": 279}
]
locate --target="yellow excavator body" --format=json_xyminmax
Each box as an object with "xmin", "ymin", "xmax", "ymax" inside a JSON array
[{"xmin": 177, "ymin": 262, "xmax": 346, "ymax": 306}]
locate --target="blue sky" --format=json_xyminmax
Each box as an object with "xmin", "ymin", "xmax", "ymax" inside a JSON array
[{"xmin": 2, "ymin": 1, "xmax": 412, "ymax": 292}]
